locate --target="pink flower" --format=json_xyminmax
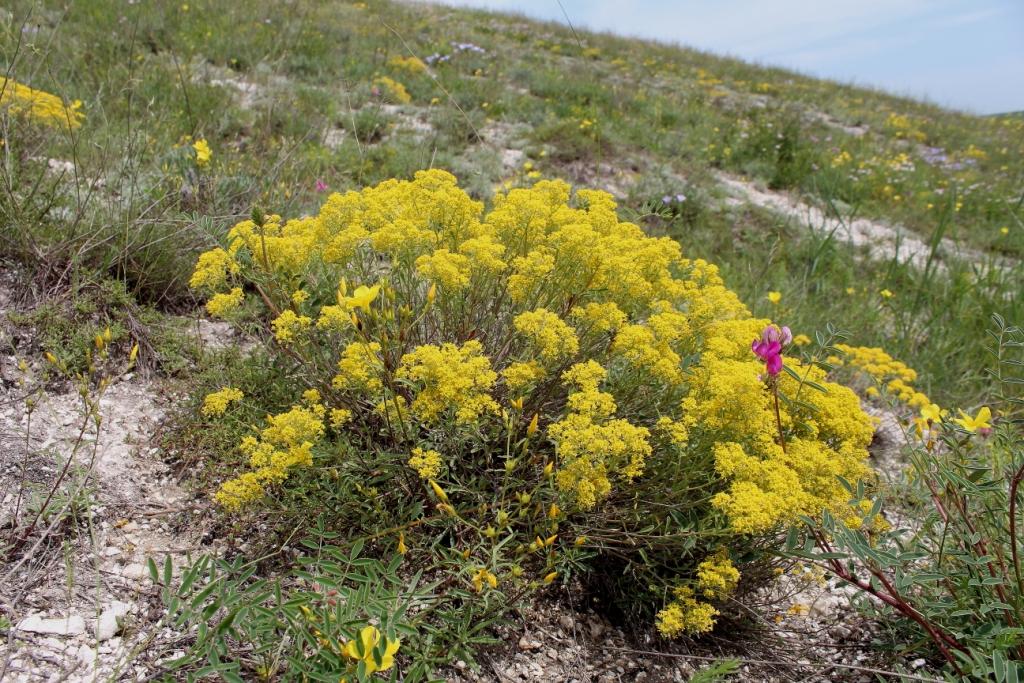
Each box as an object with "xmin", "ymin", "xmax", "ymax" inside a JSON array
[
  {"xmin": 752, "ymin": 324, "xmax": 790, "ymax": 376},
  {"xmin": 315, "ymin": 178, "xmax": 328, "ymax": 192}
]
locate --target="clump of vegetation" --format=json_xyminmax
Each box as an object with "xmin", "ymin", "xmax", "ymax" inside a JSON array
[
  {"xmin": 6, "ymin": 278, "xmax": 200, "ymax": 376},
  {"xmin": 180, "ymin": 170, "xmax": 879, "ymax": 677}
]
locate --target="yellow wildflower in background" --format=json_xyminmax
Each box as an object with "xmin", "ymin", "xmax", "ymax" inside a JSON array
[
  {"xmin": 0, "ymin": 77, "xmax": 84, "ymax": 129},
  {"xmin": 193, "ymin": 138, "xmax": 212, "ymax": 167},
  {"xmin": 373, "ymin": 76, "xmax": 412, "ymax": 104},
  {"xmin": 767, "ymin": 291, "xmax": 781, "ymax": 304},
  {"xmin": 387, "ymin": 55, "xmax": 427, "ymax": 74}
]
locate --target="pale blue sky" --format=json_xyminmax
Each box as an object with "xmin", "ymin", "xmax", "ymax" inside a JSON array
[{"xmin": 432, "ymin": 0, "xmax": 1024, "ymax": 115}]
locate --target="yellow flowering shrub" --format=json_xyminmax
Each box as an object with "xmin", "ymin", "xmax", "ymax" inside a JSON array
[
  {"xmin": 0, "ymin": 77, "xmax": 84, "ymax": 129},
  {"xmin": 386, "ymin": 55, "xmax": 428, "ymax": 74},
  {"xmin": 192, "ymin": 170, "xmax": 876, "ymax": 636},
  {"xmin": 373, "ymin": 76, "xmax": 412, "ymax": 104},
  {"xmin": 832, "ymin": 344, "xmax": 932, "ymax": 409}
]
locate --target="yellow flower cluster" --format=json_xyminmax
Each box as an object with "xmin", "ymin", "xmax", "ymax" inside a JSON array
[
  {"xmin": 272, "ymin": 309, "xmax": 312, "ymax": 344},
  {"xmin": 215, "ymin": 403, "xmax": 325, "ymax": 510},
  {"xmin": 202, "ymin": 387, "xmax": 244, "ymax": 416},
  {"xmin": 513, "ymin": 309, "xmax": 579, "ymax": 363},
  {"xmin": 700, "ymin": 359, "xmax": 873, "ymax": 534},
  {"xmin": 1, "ymin": 77, "xmax": 84, "ymax": 129},
  {"xmin": 193, "ymin": 170, "xmax": 873, "ymax": 543},
  {"xmin": 695, "ymin": 552, "xmax": 740, "ymax": 600},
  {"xmin": 189, "ymin": 248, "xmax": 238, "ymax": 292},
  {"xmin": 373, "ymin": 76, "xmax": 412, "ymax": 104},
  {"xmin": 193, "ymin": 138, "xmax": 212, "ymax": 167},
  {"xmin": 333, "ymin": 342, "xmax": 384, "ymax": 393},
  {"xmin": 832, "ymin": 344, "xmax": 932, "ymax": 409},
  {"xmin": 656, "ymin": 586, "xmax": 720, "ymax": 637},
  {"xmin": 408, "ymin": 447, "xmax": 443, "ymax": 479},
  {"xmin": 205, "ymin": 287, "xmax": 244, "ymax": 318},
  {"xmin": 386, "ymin": 55, "xmax": 427, "ymax": 74},
  {"xmin": 398, "ymin": 341, "xmax": 498, "ymax": 424},
  {"xmin": 549, "ymin": 362, "xmax": 651, "ymax": 509}
]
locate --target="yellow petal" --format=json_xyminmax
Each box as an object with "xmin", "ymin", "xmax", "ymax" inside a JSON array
[
  {"xmin": 976, "ymin": 406, "xmax": 992, "ymax": 427},
  {"xmin": 360, "ymin": 625, "xmax": 379, "ymax": 652}
]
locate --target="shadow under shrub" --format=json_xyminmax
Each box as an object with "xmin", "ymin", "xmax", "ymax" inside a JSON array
[{"xmin": 186, "ymin": 170, "xmax": 877, "ymax": 673}]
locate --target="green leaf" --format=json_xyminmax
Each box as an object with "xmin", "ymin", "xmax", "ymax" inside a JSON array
[{"xmin": 994, "ymin": 649, "xmax": 1007, "ymax": 682}]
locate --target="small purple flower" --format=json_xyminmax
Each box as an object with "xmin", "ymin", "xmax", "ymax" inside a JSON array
[
  {"xmin": 752, "ymin": 324, "xmax": 790, "ymax": 376},
  {"xmin": 315, "ymin": 179, "xmax": 328, "ymax": 192}
]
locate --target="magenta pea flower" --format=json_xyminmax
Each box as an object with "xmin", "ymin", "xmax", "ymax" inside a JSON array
[
  {"xmin": 752, "ymin": 324, "xmax": 791, "ymax": 376},
  {"xmin": 315, "ymin": 178, "xmax": 328, "ymax": 192}
]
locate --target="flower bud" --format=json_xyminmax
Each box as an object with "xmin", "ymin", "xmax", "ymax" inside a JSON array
[
  {"xmin": 429, "ymin": 479, "xmax": 449, "ymax": 503},
  {"xmin": 527, "ymin": 413, "xmax": 539, "ymax": 437}
]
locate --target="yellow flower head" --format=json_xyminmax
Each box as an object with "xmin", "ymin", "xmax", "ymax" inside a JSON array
[
  {"xmin": 953, "ymin": 406, "xmax": 991, "ymax": 433},
  {"xmin": 344, "ymin": 284, "xmax": 380, "ymax": 312},
  {"xmin": 766, "ymin": 291, "xmax": 781, "ymax": 304},
  {"xmin": 342, "ymin": 626, "xmax": 400, "ymax": 675},
  {"xmin": 920, "ymin": 403, "xmax": 943, "ymax": 423},
  {"xmin": 409, "ymin": 447, "xmax": 443, "ymax": 479},
  {"xmin": 193, "ymin": 138, "xmax": 212, "ymax": 167}
]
